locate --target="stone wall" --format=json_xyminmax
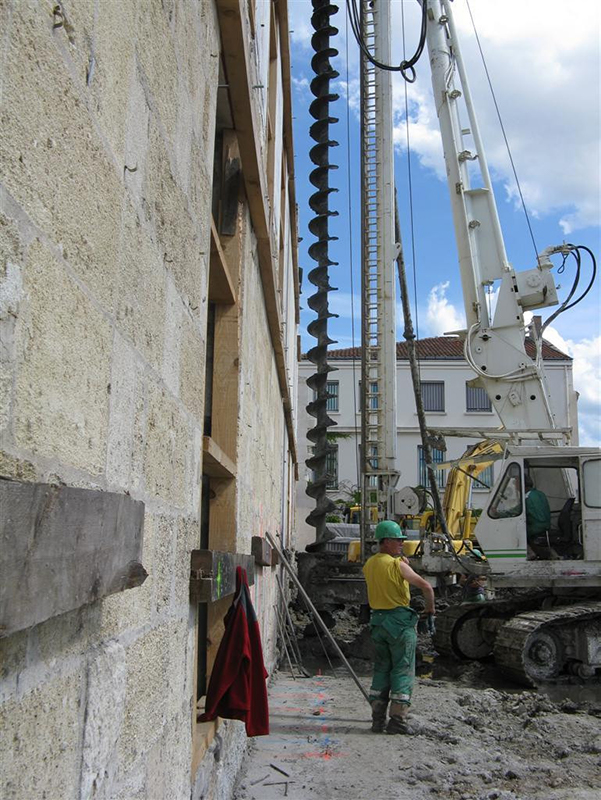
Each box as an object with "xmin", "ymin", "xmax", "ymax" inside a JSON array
[{"xmin": 0, "ymin": 1, "xmax": 298, "ymax": 798}]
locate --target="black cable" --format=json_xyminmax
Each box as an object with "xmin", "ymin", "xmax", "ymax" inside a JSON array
[
  {"xmin": 542, "ymin": 245, "xmax": 597, "ymax": 334},
  {"xmin": 345, "ymin": 0, "xmax": 427, "ymax": 81}
]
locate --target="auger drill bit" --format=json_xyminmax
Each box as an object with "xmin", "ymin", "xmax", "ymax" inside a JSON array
[{"xmin": 305, "ymin": 0, "xmax": 340, "ymax": 550}]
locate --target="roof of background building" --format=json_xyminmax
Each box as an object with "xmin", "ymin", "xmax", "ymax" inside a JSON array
[{"xmin": 301, "ymin": 336, "xmax": 570, "ymax": 361}]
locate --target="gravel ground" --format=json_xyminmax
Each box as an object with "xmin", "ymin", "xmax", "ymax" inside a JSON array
[{"xmin": 234, "ymin": 668, "xmax": 601, "ymax": 800}]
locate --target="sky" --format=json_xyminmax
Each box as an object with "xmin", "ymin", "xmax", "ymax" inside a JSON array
[{"xmin": 287, "ymin": 0, "xmax": 600, "ymax": 446}]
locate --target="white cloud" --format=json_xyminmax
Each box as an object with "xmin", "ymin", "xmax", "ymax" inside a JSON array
[
  {"xmin": 390, "ymin": 0, "xmax": 600, "ymax": 233},
  {"xmin": 537, "ymin": 327, "xmax": 601, "ymax": 447},
  {"xmin": 424, "ymin": 282, "xmax": 466, "ymax": 335}
]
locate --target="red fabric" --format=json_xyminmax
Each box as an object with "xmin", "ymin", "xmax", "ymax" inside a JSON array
[{"xmin": 199, "ymin": 567, "xmax": 269, "ymax": 736}]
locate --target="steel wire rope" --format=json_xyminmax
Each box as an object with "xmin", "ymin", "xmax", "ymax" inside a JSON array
[
  {"xmin": 344, "ymin": 7, "xmax": 361, "ymax": 493},
  {"xmin": 465, "ymin": 0, "xmax": 540, "ymax": 262},
  {"xmin": 398, "ymin": 3, "xmax": 477, "ymax": 570},
  {"xmin": 400, "ymin": 0, "xmax": 422, "ymax": 364}
]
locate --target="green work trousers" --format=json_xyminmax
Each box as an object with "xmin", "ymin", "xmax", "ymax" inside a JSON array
[{"xmin": 369, "ymin": 606, "xmax": 418, "ymax": 705}]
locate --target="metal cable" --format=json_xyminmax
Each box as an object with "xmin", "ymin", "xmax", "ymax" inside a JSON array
[{"xmin": 465, "ymin": 0, "xmax": 540, "ymax": 262}]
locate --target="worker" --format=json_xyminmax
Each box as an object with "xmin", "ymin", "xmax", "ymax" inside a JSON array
[
  {"xmin": 461, "ymin": 573, "xmax": 486, "ymax": 603},
  {"xmin": 362, "ymin": 520, "xmax": 436, "ymax": 734},
  {"xmin": 524, "ymin": 474, "xmax": 552, "ymax": 558}
]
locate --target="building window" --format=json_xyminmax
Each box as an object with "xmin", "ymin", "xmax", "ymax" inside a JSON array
[
  {"xmin": 326, "ymin": 445, "xmax": 338, "ymax": 490},
  {"xmin": 308, "ymin": 444, "xmax": 338, "ymax": 490},
  {"xmin": 327, "ymin": 381, "xmax": 339, "ymax": 412},
  {"xmin": 420, "ymin": 381, "xmax": 445, "ymax": 412},
  {"xmin": 358, "ymin": 380, "xmax": 379, "ymax": 411},
  {"xmin": 473, "ymin": 464, "xmax": 494, "ymax": 490},
  {"xmin": 418, "ymin": 446, "xmax": 446, "ymax": 488},
  {"xmin": 466, "ymin": 384, "xmax": 492, "ymax": 412},
  {"xmin": 311, "ymin": 380, "xmax": 339, "ymax": 412}
]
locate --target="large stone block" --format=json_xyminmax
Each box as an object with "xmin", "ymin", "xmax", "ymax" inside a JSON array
[
  {"xmin": 179, "ymin": 313, "xmax": 206, "ymax": 422},
  {"xmin": 0, "ymin": 211, "xmax": 24, "ymax": 436},
  {"xmin": 0, "ymin": 4, "xmax": 123, "ymax": 312},
  {"xmin": 0, "ymin": 671, "xmax": 83, "ymax": 799},
  {"xmin": 143, "ymin": 120, "xmax": 206, "ymax": 315},
  {"xmin": 136, "ymin": 1, "xmax": 178, "ymax": 146},
  {"xmin": 118, "ymin": 624, "xmax": 173, "ymax": 770},
  {"xmin": 88, "ymin": 0, "xmax": 136, "ymax": 163},
  {"xmin": 0, "ymin": 627, "xmax": 28, "ymax": 700},
  {"xmin": 162, "ymin": 276, "xmax": 183, "ymax": 397},
  {"xmin": 123, "ymin": 68, "xmax": 150, "ymax": 208},
  {"xmin": 173, "ymin": 516, "xmax": 199, "ymax": 609},
  {"xmin": 14, "ymin": 240, "xmax": 112, "ymax": 474},
  {"xmin": 116, "ymin": 201, "xmax": 166, "ymax": 372},
  {"xmin": 106, "ymin": 333, "xmax": 140, "ymax": 491},
  {"xmin": 145, "ymin": 707, "xmax": 191, "ymax": 800},
  {"xmin": 51, "ymin": 0, "xmax": 95, "ymax": 88},
  {"xmin": 143, "ymin": 380, "xmax": 190, "ymax": 508},
  {"xmin": 188, "ymin": 134, "xmax": 214, "ymax": 227},
  {"xmin": 80, "ymin": 640, "xmax": 127, "ymax": 800},
  {"xmin": 99, "ymin": 509, "xmax": 155, "ymax": 638},
  {"xmin": 152, "ymin": 514, "xmax": 177, "ymax": 615}
]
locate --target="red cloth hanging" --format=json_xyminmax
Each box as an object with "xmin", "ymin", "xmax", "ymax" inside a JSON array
[{"xmin": 199, "ymin": 566, "xmax": 269, "ymax": 736}]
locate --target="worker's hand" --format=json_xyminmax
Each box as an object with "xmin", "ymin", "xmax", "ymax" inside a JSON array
[{"xmin": 421, "ymin": 611, "xmax": 436, "ymax": 635}]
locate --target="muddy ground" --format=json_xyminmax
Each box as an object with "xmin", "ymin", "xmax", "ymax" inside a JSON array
[
  {"xmin": 234, "ymin": 605, "xmax": 600, "ymax": 800},
  {"xmin": 234, "ymin": 665, "xmax": 600, "ymax": 800}
]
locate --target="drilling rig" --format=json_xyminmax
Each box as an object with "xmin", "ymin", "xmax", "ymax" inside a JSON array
[{"xmin": 302, "ymin": 0, "xmax": 600, "ymax": 686}]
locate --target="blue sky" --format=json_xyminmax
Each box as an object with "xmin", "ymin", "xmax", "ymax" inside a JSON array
[{"xmin": 288, "ymin": 0, "xmax": 600, "ymax": 445}]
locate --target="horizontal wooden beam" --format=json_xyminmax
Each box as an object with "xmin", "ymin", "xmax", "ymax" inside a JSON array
[
  {"xmin": 190, "ymin": 549, "xmax": 254, "ymax": 603},
  {"xmin": 0, "ymin": 480, "xmax": 146, "ymax": 637},
  {"xmin": 251, "ymin": 535, "xmax": 273, "ymax": 567},
  {"xmin": 203, "ymin": 436, "xmax": 236, "ymax": 479}
]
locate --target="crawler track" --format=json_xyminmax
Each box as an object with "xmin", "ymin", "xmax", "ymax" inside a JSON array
[{"xmin": 494, "ymin": 601, "xmax": 601, "ymax": 686}]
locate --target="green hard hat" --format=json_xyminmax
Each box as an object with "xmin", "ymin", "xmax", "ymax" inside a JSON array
[{"xmin": 374, "ymin": 520, "xmax": 406, "ymax": 540}]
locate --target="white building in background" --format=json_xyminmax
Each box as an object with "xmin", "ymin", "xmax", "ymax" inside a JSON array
[{"xmin": 296, "ymin": 337, "xmax": 577, "ymax": 550}]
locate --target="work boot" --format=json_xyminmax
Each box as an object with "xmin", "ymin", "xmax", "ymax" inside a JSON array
[
  {"xmin": 369, "ymin": 697, "xmax": 389, "ymax": 733},
  {"xmin": 386, "ymin": 701, "xmax": 410, "ymax": 734}
]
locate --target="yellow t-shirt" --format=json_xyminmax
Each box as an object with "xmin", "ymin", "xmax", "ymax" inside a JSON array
[{"xmin": 362, "ymin": 552, "xmax": 410, "ymax": 610}]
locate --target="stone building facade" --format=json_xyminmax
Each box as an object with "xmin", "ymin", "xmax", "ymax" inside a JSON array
[
  {"xmin": 0, "ymin": 1, "xmax": 298, "ymax": 797},
  {"xmin": 297, "ymin": 338, "xmax": 576, "ymax": 550}
]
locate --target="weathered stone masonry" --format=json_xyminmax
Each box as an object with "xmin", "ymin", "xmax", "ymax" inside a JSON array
[{"xmin": 0, "ymin": 1, "xmax": 298, "ymax": 798}]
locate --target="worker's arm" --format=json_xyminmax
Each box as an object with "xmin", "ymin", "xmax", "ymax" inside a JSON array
[{"xmin": 398, "ymin": 560, "xmax": 435, "ymax": 613}]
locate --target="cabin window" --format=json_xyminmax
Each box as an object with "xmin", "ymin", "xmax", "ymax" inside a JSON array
[
  {"xmin": 488, "ymin": 463, "xmax": 522, "ymax": 518},
  {"xmin": 582, "ymin": 458, "xmax": 601, "ymax": 508}
]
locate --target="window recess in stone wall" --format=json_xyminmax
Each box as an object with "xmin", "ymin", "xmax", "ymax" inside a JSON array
[{"xmin": 193, "ymin": 82, "xmax": 249, "ymax": 762}]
